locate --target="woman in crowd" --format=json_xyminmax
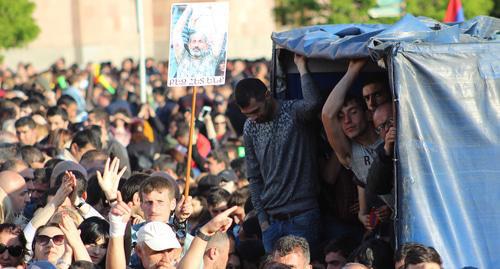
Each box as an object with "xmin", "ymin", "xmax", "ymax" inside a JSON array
[
  {"xmin": 78, "ymin": 217, "xmax": 109, "ymax": 268},
  {"xmin": 31, "ymin": 215, "xmax": 91, "ymax": 267},
  {"xmin": 0, "ymin": 223, "xmax": 27, "ymax": 268}
]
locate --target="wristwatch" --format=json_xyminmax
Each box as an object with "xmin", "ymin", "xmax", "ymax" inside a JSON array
[{"xmin": 196, "ymin": 229, "xmax": 212, "ymax": 241}]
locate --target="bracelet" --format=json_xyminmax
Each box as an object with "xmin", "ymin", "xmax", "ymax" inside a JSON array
[
  {"xmin": 107, "ymin": 198, "xmax": 118, "ymax": 205},
  {"xmin": 75, "ymin": 201, "xmax": 85, "ymax": 209},
  {"xmin": 196, "ymin": 229, "xmax": 212, "ymax": 241},
  {"xmin": 56, "ymin": 258, "xmax": 71, "ymax": 268}
]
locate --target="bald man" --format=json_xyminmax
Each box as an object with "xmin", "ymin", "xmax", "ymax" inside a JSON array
[
  {"xmin": 0, "ymin": 171, "xmax": 30, "ymax": 215},
  {"xmin": 204, "ymin": 232, "xmax": 230, "ymax": 269}
]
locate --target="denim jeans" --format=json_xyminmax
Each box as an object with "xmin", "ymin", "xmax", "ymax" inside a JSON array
[{"xmin": 262, "ymin": 208, "xmax": 321, "ymax": 259}]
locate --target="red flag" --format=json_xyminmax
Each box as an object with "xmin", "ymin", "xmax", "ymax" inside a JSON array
[{"xmin": 444, "ymin": 0, "xmax": 465, "ymax": 23}]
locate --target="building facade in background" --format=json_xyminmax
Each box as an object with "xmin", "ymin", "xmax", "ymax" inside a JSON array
[{"xmin": 3, "ymin": 0, "xmax": 277, "ymax": 69}]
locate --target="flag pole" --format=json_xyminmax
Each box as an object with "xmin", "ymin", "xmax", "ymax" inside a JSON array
[{"xmin": 184, "ymin": 86, "xmax": 197, "ymax": 197}]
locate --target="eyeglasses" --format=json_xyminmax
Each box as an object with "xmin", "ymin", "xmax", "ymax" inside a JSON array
[
  {"xmin": 35, "ymin": 235, "xmax": 65, "ymax": 246},
  {"xmin": 0, "ymin": 243, "xmax": 24, "ymax": 257},
  {"xmin": 375, "ymin": 118, "xmax": 394, "ymax": 134},
  {"xmin": 214, "ymin": 121, "xmax": 226, "ymax": 125}
]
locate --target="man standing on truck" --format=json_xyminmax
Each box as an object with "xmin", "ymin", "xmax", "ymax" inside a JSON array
[{"xmin": 236, "ymin": 54, "xmax": 322, "ymax": 257}]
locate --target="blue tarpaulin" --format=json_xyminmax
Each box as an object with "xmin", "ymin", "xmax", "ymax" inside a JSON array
[{"xmin": 272, "ymin": 14, "xmax": 500, "ymax": 268}]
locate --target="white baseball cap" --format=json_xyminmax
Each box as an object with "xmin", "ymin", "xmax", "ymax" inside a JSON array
[{"xmin": 137, "ymin": 222, "xmax": 181, "ymax": 251}]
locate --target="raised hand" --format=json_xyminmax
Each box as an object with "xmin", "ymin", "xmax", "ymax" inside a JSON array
[
  {"xmin": 294, "ymin": 54, "xmax": 308, "ymax": 75},
  {"xmin": 51, "ymin": 174, "xmax": 73, "ymax": 207},
  {"xmin": 384, "ymin": 126, "xmax": 396, "ymax": 156},
  {"xmin": 97, "ymin": 157, "xmax": 127, "ymax": 201},
  {"xmin": 199, "ymin": 206, "xmax": 237, "ymax": 236},
  {"xmin": 65, "ymin": 171, "xmax": 79, "ymax": 206},
  {"xmin": 348, "ymin": 58, "xmax": 368, "ymax": 73},
  {"xmin": 59, "ymin": 214, "xmax": 80, "ymax": 247},
  {"xmin": 109, "ymin": 192, "xmax": 132, "ymax": 223},
  {"xmin": 358, "ymin": 213, "xmax": 374, "ymax": 231},
  {"xmin": 60, "ymin": 213, "xmax": 92, "ymax": 262},
  {"xmin": 175, "ymin": 195, "xmax": 193, "ymax": 222}
]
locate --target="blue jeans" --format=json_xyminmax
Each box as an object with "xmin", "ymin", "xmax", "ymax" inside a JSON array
[{"xmin": 262, "ymin": 208, "xmax": 321, "ymax": 259}]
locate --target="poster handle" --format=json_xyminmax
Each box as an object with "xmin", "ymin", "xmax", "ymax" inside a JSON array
[{"xmin": 184, "ymin": 86, "xmax": 197, "ymax": 197}]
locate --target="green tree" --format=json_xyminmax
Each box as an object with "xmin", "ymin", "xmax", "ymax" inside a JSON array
[
  {"xmin": 406, "ymin": 0, "xmax": 495, "ymax": 21},
  {"xmin": 274, "ymin": 0, "xmax": 496, "ymax": 26},
  {"xmin": 273, "ymin": 0, "xmax": 324, "ymax": 26},
  {"xmin": 0, "ymin": 0, "xmax": 40, "ymax": 61}
]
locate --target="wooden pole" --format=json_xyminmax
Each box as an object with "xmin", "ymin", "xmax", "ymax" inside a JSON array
[{"xmin": 184, "ymin": 86, "xmax": 197, "ymax": 197}]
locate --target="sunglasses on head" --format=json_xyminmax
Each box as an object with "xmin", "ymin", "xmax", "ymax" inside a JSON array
[
  {"xmin": 0, "ymin": 243, "xmax": 24, "ymax": 257},
  {"xmin": 35, "ymin": 235, "xmax": 65, "ymax": 246}
]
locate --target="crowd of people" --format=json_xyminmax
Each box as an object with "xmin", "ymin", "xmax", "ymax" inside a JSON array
[{"xmin": 0, "ymin": 54, "xmax": 443, "ymax": 269}]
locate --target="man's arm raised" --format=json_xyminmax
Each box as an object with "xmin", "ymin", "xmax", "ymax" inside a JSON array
[
  {"xmin": 177, "ymin": 206, "xmax": 237, "ymax": 269},
  {"xmin": 173, "ymin": 6, "xmax": 193, "ymax": 62},
  {"xmin": 293, "ymin": 54, "xmax": 323, "ymax": 122},
  {"xmin": 321, "ymin": 59, "xmax": 367, "ymax": 167}
]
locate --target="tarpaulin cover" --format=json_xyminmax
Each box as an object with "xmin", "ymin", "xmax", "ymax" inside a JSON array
[
  {"xmin": 271, "ymin": 14, "xmax": 500, "ymax": 61},
  {"xmin": 272, "ymin": 14, "xmax": 500, "ymax": 268},
  {"xmin": 392, "ymin": 41, "xmax": 500, "ymax": 269}
]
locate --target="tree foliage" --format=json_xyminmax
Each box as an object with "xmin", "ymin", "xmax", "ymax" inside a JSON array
[
  {"xmin": 273, "ymin": 0, "xmax": 496, "ymax": 26},
  {"xmin": 273, "ymin": 0, "xmax": 324, "ymax": 26},
  {"xmin": 0, "ymin": 0, "xmax": 40, "ymax": 52}
]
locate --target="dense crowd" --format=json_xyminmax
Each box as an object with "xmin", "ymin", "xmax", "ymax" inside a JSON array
[{"xmin": 0, "ymin": 55, "xmax": 442, "ymax": 269}]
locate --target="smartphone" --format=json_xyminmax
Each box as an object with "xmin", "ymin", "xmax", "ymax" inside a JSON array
[
  {"xmin": 369, "ymin": 207, "xmax": 379, "ymax": 228},
  {"xmin": 198, "ymin": 106, "xmax": 212, "ymax": 121}
]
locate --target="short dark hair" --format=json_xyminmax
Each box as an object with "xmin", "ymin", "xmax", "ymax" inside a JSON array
[
  {"xmin": 404, "ymin": 245, "xmax": 442, "ymax": 268},
  {"xmin": 0, "ymin": 159, "xmax": 27, "ymax": 172},
  {"xmin": 152, "ymin": 86, "xmax": 167, "ymax": 96},
  {"xmin": 324, "ymin": 236, "xmax": 358, "ymax": 259},
  {"xmin": 55, "ymin": 170, "xmax": 87, "ymax": 197},
  {"xmin": 153, "ymin": 154, "xmax": 177, "ymax": 172},
  {"xmin": 349, "ymin": 238, "xmax": 393, "ymax": 269},
  {"xmin": 342, "ymin": 93, "xmax": 367, "ymax": 112},
  {"xmin": 139, "ymin": 176, "xmax": 176, "ymax": 202},
  {"xmin": 20, "ymin": 98, "xmax": 44, "ymax": 114},
  {"xmin": 57, "ymin": 95, "xmax": 77, "ymax": 107},
  {"xmin": 15, "ymin": 116, "xmax": 36, "ymax": 129},
  {"xmin": 272, "ymin": 235, "xmax": 310, "ymax": 263},
  {"xmin": 235, "ymin": 78, "xmax": 268, "ymax": 108},
  {"xmin": 230, "ymin": 157, "xmax": 246, "ymax": 180},
  {"xmin": 79, "ymin": 150, "xmax": 108, "ymax": 168},
  {"xmin": 207, "ymin": 149, "xmax": 229, "ymax": 168},
  {"xmin": 46, "ymin": 106, "xmax": 69, "ymax": 121},
  {"xmin": 363, "ymin": 73, "xmax": 389, "ymax": 90},
  {"xmin": 174, "ymin": 123, "xmax": 190, "ymax": 139},
  {"xmin": 89, "ymin": 108, "xmax": 110, "ymax": 128},
  {"xmin": 33, "ymin": 168, "xmax": 50, "ymax": 185},
  {"xmin": 120, "ymin": 172, "xmax": 149, "ymax": 203},
  {"xmin": 228, "ymin": 187, "xmax": 249, "ymax": 207},
  {"xmin": 20, "ymin": 145, "xmax": 44, "ymax": 165},
  {"xmin": 72, "ymin": 129, "xmax": 102, "ymax": 151},
  {"xmin": 207, "ymin": 188, "xmax": 231, "ymax": 207},
  {"xmin": 0, "ymin": 223, "xmax": 28, "ymax": 258}
]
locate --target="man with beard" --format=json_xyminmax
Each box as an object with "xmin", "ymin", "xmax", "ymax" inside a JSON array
[
  {"xmin": 172, "ymin": 6, "xmax": 223, "ymax": 79},
  {"xmin": 235, "ymin": 55, "xmax": 322, "ymax": 258}
]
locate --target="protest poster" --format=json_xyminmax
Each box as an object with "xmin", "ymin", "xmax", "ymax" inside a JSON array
[{"xmin": 167, "ymin": 2, "xmax": 229, "ymax": 87}]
